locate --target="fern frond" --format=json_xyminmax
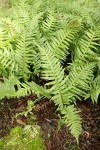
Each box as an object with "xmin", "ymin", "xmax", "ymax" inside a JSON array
[
  {"xmin": 0, "ymin": 20, "xmax": 19, "ymax": 50},
  {"xmin": 0, "ymin": 76, "xmax": 19, "ymax": 99},
  {"xmin": 0, "ymin": 28, "xmax": 7, "ymax": 49},
  {"xmin": 41, "ymin": 50, "xmax": 67, "ymax": 107},
  {"xmin": 63, "ymin": 62, "xmax": 95, "ymax": 103},
  {"xmin": 0, "ymin": 48, "xmax": 18, "ymax": 73},
  {"xmin": 27, "ymin": 82, "xmax": 50, "ymax": 98},
  {"xmin": 61, "ymin": 105, "xmax": 82, "ymax": 143},
  {"xmin": 15, "ymin": 30, "xmax": 35, "ymax": 80},
  {"xmin": 49, "ymin": 29, "xmax": 75, "ymax": 62},
  {"xmin": 0, "ymin": 76, "xmax": 50, "ymax": 100},
  {"xmin": 74, "ymin": 29, "xmax": 100, "ymax": 62},
  {"xmin": 85, "ymin": 75, "xmax": 100, "ymax": 103},
  {"xmin": 30, "ymin": 0, "xmax": 43, "ymax": 14},
  {"xmin": 10, "ymin": 0, "xmax": 31, "ymax": 24},
  {"xmin": 1, "ymin": 17, "xmax": 21, "ymax": 35},
  {"xmin": 34, "ymin": 42, "xmax": 69, "ymax": 107},
  {"xmin": 33, "ymin": 52, "xmax": 41, "ymax": 76},
  {"xmin": 15, "ymin": 81, "xmax": 50, "ymax": 98},
  {"xmin": 42, "ymin": 12, "xmax": 58, "ymax": 33},
  {"xmin": 89, "ymin": 7, "xmax": 100, "ymax": 24},
  {"xmin": 28, "ymin": 12, "xmax": 43, "ymax": 34},
  {"xmin": 1, "ymin": 0, "xmax": 99, "ymax": 143}
]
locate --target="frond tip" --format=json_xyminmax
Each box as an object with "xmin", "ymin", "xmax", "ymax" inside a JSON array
[{"xmin": 61, "ymin": 105, "xmax": 82, "ymax": 144}]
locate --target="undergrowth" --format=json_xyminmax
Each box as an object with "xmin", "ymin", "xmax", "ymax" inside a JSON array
[{"xmin": 0, "ymin": 0, "xmax": 100, "ymax": 143}]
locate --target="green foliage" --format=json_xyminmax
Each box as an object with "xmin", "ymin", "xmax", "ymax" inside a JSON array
[
  {"xmin": 0, "ymin": 126, "xmax": 46, "ymax": 150},
  {"xmin": 85, "ymin": 75, "xmax": 100, "ymax": 103},
  {"xmin": 61, "ymin": 105, "xmax": 82, "ymax": 144},
  {"xmin": 0, "ymin": 76, "xmax": 50, "ymax": 99},
  {"xmin": 0, "ymin": 140, "xmax": 3, "ymax": 149},
  {"xmin": 16, "ymin": 100, "xmax": 35, "ymax": 117},
  {"xmin": 0, "ymin": 0, "xmax": 100, "ymax": 143}
]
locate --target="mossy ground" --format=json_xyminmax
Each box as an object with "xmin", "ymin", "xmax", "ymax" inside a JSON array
[{"xmin": 0, "ymin": 125, "xmax": 46, "ymax": 150}]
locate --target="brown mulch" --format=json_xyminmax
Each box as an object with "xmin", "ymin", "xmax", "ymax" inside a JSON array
[
  {"xmin": 34, "ymin": 99, "xmax": 100, "ymax": 150},
  {"xmin": 0, "ymin": 96, "xmax": 100, "ymax": 150}
]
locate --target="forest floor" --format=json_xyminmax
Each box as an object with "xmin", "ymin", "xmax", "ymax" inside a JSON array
[
  {"xmin": 0, "ymin": 1, "xmax": 100, "ymax": 150},
  {"xmin": 0, "ymin": 95, "xmax": 100, "ymax": 150}
]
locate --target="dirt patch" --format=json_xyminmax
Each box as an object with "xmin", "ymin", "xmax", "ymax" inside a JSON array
[
  {"xmin": 0, "ymin": 97, "xmax": 100, "ymax": 150},
  {"xmin": 34, "ymin": 99, "xmax": 100, "ymax": 150}
]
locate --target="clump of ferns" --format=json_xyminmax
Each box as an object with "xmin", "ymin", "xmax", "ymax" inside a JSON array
[{"xmin": 0, "ymin": 0, "xmax": 100, "ymax": 144}]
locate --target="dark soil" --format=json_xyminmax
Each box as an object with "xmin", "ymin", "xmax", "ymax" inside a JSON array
[{"xmin": 0, "ymin": 95, "xmax": 100, "ymax": 150}]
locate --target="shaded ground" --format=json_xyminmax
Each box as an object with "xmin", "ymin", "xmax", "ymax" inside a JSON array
[{"xmin": 0, "ymin": 96, "xmax": 100, "ymax": 150}]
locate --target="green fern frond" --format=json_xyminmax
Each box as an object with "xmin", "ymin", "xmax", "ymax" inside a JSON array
[
  {"xmin": 10, "ymin": 0, "xmax": 32, "ymax": 25},
  {"xmin": 15, "ymin": 30, "xmax": 35, "ymax": 80},
  {"xmin": 33, "ymin": 52, "xmax": 41, "ymax": 76},
  {"xmin": 15, "ymin": 81, "xmax": 50, "ymax": 98},
  {"xmin": 61, "ymin": 105, "xmax": 82, "ymax": 143},
  {"xmin": 28, "ymin": 12, "xmax": 43, "ymax": 34},
  {"xmin": 0, "ymin": 17, "xmax": 21, "ymax": 52},
  {"xmin": 27, "ymin": 82, "xmax": 50, "ymax": 98},
  {"xmin": 0, "ymin": 76, "xmax": 19, "ymax": 99},
  {"xmin": 0, "ymin": 76, "xmax": 50, "ymax": 99},
  {"xmin": 0, "ymin": 28, "xmax": 7, "ymax": 48},
  {"xmin": 41, "ymin": 49, "xmax": 67, "ymax": 107},
  {"xmin": 85, "ymin": 75, "xmax": 100, "ymax": 103},
  {"xmin": 0, "ymin": 48, "xmax": 18, "ymax": 73},
  {"xmin": 64, "ymin": 62, "xmax": 96, "ymax": 103},
  {"xmin": 42, "ymin": 12, "xmax": 58, "ymax": 33},
  {"xmin": 74, "ymin": 29, "xmax": 100, "ymax": 62},
  {"xmin": 34, "ymin": 42, "xmax": 68, "ymax": 107},
  {"xmin": 30, "ymin": 0, "xmax": 43, "ymax": 14},
  {"xmin": 49, "ymin": 29, "xmax": 75, "ymax": 62},
  {"xmin": 1, "ymin": 17, "xmax": 21, "ymax": 35},
  {"xmin": 89, "ymin": 7, "xmax": 100, "ymax": 24}
]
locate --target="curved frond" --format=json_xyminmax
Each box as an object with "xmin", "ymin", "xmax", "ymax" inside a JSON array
[
  {"xmin": 0, "ymin": 76, "xmax": 50, "ymax": 99},
  {"xmin": 49, "ymin": 29, "xmax": 75, "ymax": 62},
  {"xmin": 64, "ymin": 62, "xmax": 96, "ymax": 103},
  {"xmin": 0, "ymin": 48, "xmax": 18, "ymax": 73},
  {"xmin": 42, "ymin": 11, "xmax": 58, "ymax": 33},
  {"xmin": 74, "ymin": 29, "xmax": 100, "ymax": 62},
  {"xmin": 15, "ymin": 30, "xmax": 35, "ymax": 80},
  {"xmin": 40, "ymin": 48, "xmax": 68, "ymax": 107},
  {"xmin": 61, "ymin": 105, "xmax": 82, "ymax": 143}
]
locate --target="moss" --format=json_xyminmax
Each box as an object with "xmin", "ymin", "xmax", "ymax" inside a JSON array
[
  {"xmin": 10, "ymin": 126, "xmax": 23, "ymax": 135},
  {"xmin": 0, "ymin": 125, "xmax": 46, "ymax": 150},
  {"xmin": 0, "ymin": 139, "xmax": 3, "ymax": 149},
  {"xmin": 29, "ymin": 136, "xmax": 46, "ymax": 150}
]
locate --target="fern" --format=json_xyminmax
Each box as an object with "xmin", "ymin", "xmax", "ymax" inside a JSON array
[
  {"xmin": 42, "ymin": 11, "xmax": 58, "ymax": 33},
  {"xmin": 35, "ymin": 42, "xmax": 67, "ymax": 107},
  {"xmin": 15, "ymin": 81, "xmax": 50, "ymax": 99},
  {"xmin": 32, "ymin": 52, "xmax": 41, "ymax": 76},
  {"xmin": 0, "ymin": 0, "xmax": 100, "ymax": 143},
  {"xmin": 0, "ymin": 76, "xmax": 50, "ymax": 99},
  {"xmin": 1, "ymin": 17, "xmax": 21, "ymax": 35},
  {"xmin": 0, "ymin": 76, "xmax": 18, "ymax": 99},
  {"xmin": 74, "ymin": 29, "xmax": 100, "ymax": 62},
  {"xmin": 0, "ymin": 47, "xmax": 18, "ymax": 73},
  {"xmin": 61, "ymin": 105, "xmax": 82, "ymax": 144},
  {"xmin": 85, "ymin": 75, "xmax": 100, "ymax": 103},
  {"xmin": 15, "ymin": 30, "xmax": 34, "ymax": 80},
  {"xmin": 49, "ymin": 29, "xmax": 75, "ymax": 62},
  {"xmin": 64, "ymin": 62, "xmax": 96, "ymax": 103}
]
